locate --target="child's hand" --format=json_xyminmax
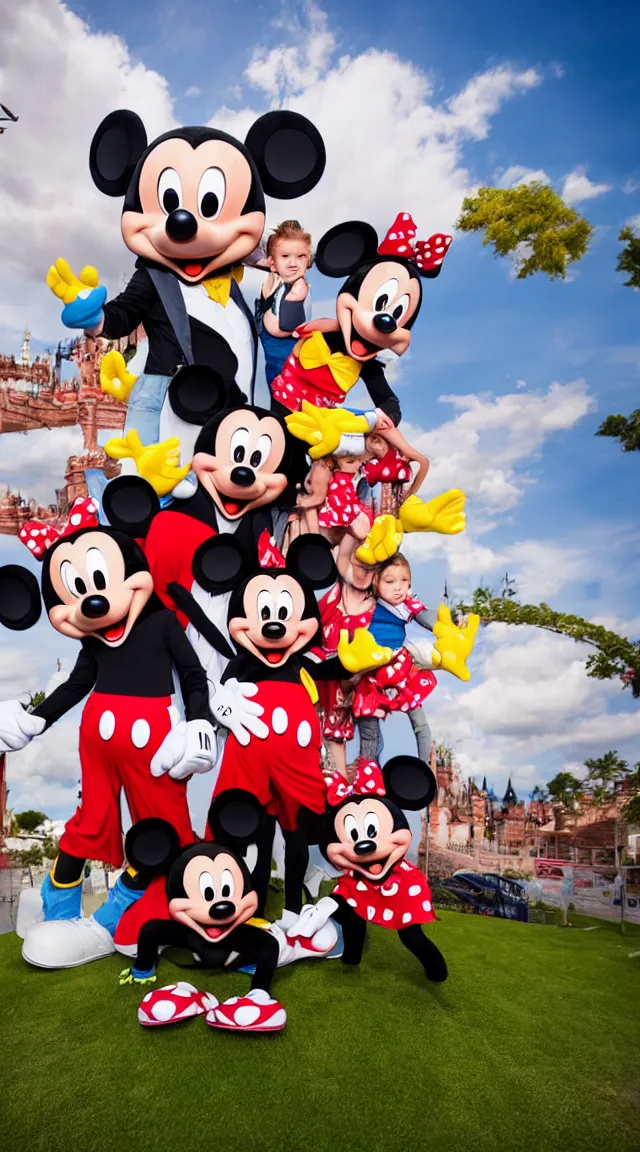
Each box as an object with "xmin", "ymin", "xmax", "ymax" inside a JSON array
[{"xmin": 285, "ymin": 277, "xmax": 308, "ymax": 301}]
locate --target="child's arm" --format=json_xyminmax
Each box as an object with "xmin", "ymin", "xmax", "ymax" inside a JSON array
[
  {"xmin": 264, "ymin": 278, "xmax": 309, "ymax": 337},
  {"xmin": 375, "ymin": 423, "xmax": 430, "ymax": 497},
  {"xmin": 414, "ymin": 607, "xmax": 438, "ymax": 632}
]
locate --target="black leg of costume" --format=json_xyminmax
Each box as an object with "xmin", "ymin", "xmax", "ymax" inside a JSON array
[
  {"xmin": 245, "ymin": 926, "xmax": 280, "ymax": 993},
  {"xmin": 397, "ymin": 924, "xmax": 448, "ymax": 983},
  {"xmin": 283, "ymin": 826, "xmax": 309, "ymax": 914},
  {"xmin": 253, "ymin": 815, "xmax": 277, "ymax": 918},
  {"xmin": 51, "ymin": 850, "xmax": 85, "ymax": 885},
  {"xmin": 135, "ymin": 920, "xmax": 196, "ymax": 973},
  {"xmin": 331, "ymin": 894, "xmax": 367, "ymax": 965}
]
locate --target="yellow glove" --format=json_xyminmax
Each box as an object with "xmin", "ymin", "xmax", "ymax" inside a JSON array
[
  {"xmin": 285, "ymin": 401, "xmax": 371, "ymax": 459},
  {"xmin": 104, "ymin": 430, "xmax": 190, "ymax": 498},
  {"xmin": 432, "ymin": 605, "xmax": 480, "ymax": 682},
  {"xmin": 337, "ymin": 627, "xmax": 393, "ymax": 675},
  {"xmin": 355, "ymin": 514, "xmax": 403, "ymax": 566},
  {"xmin": 46, "ymin": 257, "xmax": 100, "ymax": 305},
  {"xmin": 398, "ymin": 490, "xmax": 466, "ymax": 535},
  {"xmin": 100, "ymin": 350, "xmax": 138, "ymax": 403}
]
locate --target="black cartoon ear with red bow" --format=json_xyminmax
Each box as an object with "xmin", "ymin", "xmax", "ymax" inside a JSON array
[
  {"xmin": 315, "ymin": 218, "xmax": 452, "ymax": 280},
  {"xmin": 192, "ymin": 532, "xmax": 338, "ymax": 596}
]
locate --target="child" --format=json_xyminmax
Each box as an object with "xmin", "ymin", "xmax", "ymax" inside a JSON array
[{"xmin": 255, "ymin": 220, "xmax": 313, "ymax": 387}]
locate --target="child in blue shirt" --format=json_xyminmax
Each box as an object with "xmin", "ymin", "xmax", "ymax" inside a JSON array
[{"xmin": 255, "ymin": 220, "xmax": 312, "ymax": 386}]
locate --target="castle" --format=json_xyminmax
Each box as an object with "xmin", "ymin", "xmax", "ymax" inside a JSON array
[{"xmin": 0, "ymin": 326, "xmax": 139, "ymax": 533}]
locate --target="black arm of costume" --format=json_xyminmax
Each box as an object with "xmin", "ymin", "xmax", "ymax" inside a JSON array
[
  {"xmin": 32, "ymin": 646, "xmax": 98, "ymax": 729},
  {"xmin": 232, "ymin": 924, "xmax": 280, "ymax": 993},
  {"xmin": 135, "ymin": 919, "xmax": 195, "ymax": 972},
  {"xmin": 279, "ymin": 297, "xmax": 307, "ymax": 332},
  {"xmin": 100, "ymin": 268, "xmax": 155, "ymax": 340},
  {"xmin": 331, "ymin": 894, "xmax": 367, "ymax": 965},
  {"xmin": 416, "ymin": 608, "xmax": 437, "ymax": 631},
  {"xmin": 167, "ymin": 582, "xmax": 235, "ymax": 660},
  {"xmin": 300, "ymin": 653, "xmax": 346, "ymax": 682},
  {"xmin": 360, "ymin": 359, "xmax": 402, "ymax": 425},
  {"xmin": 164, "ymin": 611, "xmax": 213, "ymax": 722}
]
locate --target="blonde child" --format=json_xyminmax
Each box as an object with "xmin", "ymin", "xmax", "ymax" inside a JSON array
[{"xmin": 255, "ymin": 220, "xmax": 313, "ymax": 388}]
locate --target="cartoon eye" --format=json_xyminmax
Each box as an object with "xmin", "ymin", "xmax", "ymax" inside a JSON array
[
  {"xmin": 199, "ymin": 871, "xmax": 215, "ymax": 903},
  {"xmin": 220, "ymin": 869, "xmax": 235, "ymax": 900},
  {"xmin": 157, "ymin": 168, "xmax": 182, "ymax": 215},
  {"xmin": 229, "ymin": 426, "xmax": 250, "ymax": 464},
  {"xmin": 344, "ymin": 813, "xmax": 359, "ymax": 843},
  {"xmin": 85, "ymin": 547, "xmax": 109, "ymax": 592},
  {"xmin": 363, "ymin": 811, "xmax": 380, "ymax": 839},
  {"xmin": 276, "ymin": 589, "xmax": 293, "ymax": 621},
  {"xmin": 373, "ymin": 278, "xmax": 400, "ymax": 313},
  {"xmin": 257, "ymin": 589, "xmax": 275, "ymax": 621},
  {"xmin": 391, "ymin": 294, "xmax": 410, "ymax": 323},
  {"xmin": 249, "ymin": 433, "xmax": 272, "ymax": 470},
  {"xmin": 198, "ymin": 167, "xmax": 226, "ymax": 220},
  {"xmin": 59, "ymin": 560, "xmax": 87, "ymax": 599}
]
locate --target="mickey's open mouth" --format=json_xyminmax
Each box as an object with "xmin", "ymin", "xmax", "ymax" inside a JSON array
[
  {"xmin": 257, "ymin": 645, "xmax": 289, "ymax": 665},
  {"xmin": 204, "ymin": 924, "xmax": 233, "ymax": 939},
  {"xmin": 355, "ymin": 854, "xmax": 390, "ymax": 881},
  {"xmin": 218, "ymin": 494, "xmax": 251, "ymax": 517},
  {"xmin": 172, "ymin": 257, "xmax": 214, "ymax": 278},
  {"xmin": 97, "ymin": 616, "xmax": 128, "ymax": 644},
  {"xmin": 349, "ymin": 323, "xmax": 381, "ymax": 358}
]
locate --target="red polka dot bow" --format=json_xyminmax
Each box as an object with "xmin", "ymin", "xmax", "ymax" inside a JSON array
[
  {"xmin": 19, "ymin": 496, "xmax": 100, "ymax": 560},
  {"xmin": 378, "ymin": 212, "xmax": 453, "ymax": 273},
  {"xmin": 257, "ymin": 529, "xmax": 286, "ymax": 569},
  {"xmin": 327, "ymin": 759, "xmax": 386, "ymax": 806}
]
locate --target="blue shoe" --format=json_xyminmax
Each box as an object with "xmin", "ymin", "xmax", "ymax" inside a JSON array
[
  {"xmin": 93, "ymin": 876, "xmax": 145, "ymax": 937},
  {"xmin": 41, "ymin": 873, "xmax": 82, "ymax": 922}
]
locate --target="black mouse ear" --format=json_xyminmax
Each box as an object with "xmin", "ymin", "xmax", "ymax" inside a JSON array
[
  {"xmin": 0, "ymin": 565, "xmax": 42, "ymax": 631},
  {"xmin": 89, "ymin": 110, "xmax": 148, "ymax": 197},
  {"xmin": 285, "ymin": 534, "xmax": 337, "ymax": 590},
  {"xmin": 245, "ymin": 111, "xmax": 326, "ymax": 200},
  {"xmin": 383, "ymin": 755, "xmax": 437, "ymax": 810},
  {"xmin": 124, "ymin": 818, "xmax": 181, "ymax": 875},
  {"xmin": 192, "ymin": 535, "xmax": 251, "ymax": 594},
  {"xmin": 315, "ymin": 221, "xmax": 380, "ymax": 278},
  {"xmin": 168, "ymin": 365, "xmax": 231, "ymax": 425},
  {"xmin": 208, "ymin": 789, "xmax": 264, "ymax": 849},
  {"xmin": 102, "ymin": 476, "xmax": 160, "ymax": 536}
]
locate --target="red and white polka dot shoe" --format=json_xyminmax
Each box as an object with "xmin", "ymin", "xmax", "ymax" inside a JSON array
[
  {"xmin": 137, "ymin": 982, "xmax": 218, "ymax": 1027},
  {"xmin": 205, "ymin": 988, "xmax": 287, "ymax": 1033}
]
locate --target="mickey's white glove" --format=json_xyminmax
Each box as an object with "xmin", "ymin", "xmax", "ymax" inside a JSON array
[
  {"xmin": 287, "ymin": 897, "xmax": 339, "ymax": 939},
  {"xmin": 0, "ymin": 700, "xmax": 46, "ymax": 753},
  {"xmin": 150, "ymin": 719, "xmax": 217, "ymax": 780},
  {"xmin": 209, "ymin": 678, "xmax": 269, "ymax": 747}
]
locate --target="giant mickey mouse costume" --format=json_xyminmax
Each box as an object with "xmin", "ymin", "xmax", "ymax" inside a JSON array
[
  {"xmin": 0, "ymin": 494, "xmax": 217, "ymax": 969},
  {"xmin": 46, "ymin": 108, "xmax": 326, "ymax": 457}
]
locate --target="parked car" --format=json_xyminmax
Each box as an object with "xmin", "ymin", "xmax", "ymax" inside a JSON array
[{"xmin": 439, "ymin": 871, "xmax": 530, "ymax": 921}]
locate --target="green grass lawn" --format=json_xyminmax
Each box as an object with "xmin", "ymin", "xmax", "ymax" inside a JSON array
[{"xmin": 2, "ymin": 912, "xmax": 639, "ymax": 1152}]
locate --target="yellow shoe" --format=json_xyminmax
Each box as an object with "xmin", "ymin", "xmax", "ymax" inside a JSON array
[
  {"xmin": 398, "ymin": 490, "xmax": 466, "ymax": 535},
  {"xmin": 432, "ymin": 605, "xmax": 480, "ymax": 682},
  {"xmin": 337, "ymin": 627, "xmax": 393, "ymax": 675},
  {"xmin": 100, "ymin": 350, "xmax": 138, "ymax": 403},
  {"xmin": 355, "ymin": 514, "xmax": 404, "ymax": 566},
  {"xmin": 104, "ymin": 429, "xmax": 191, "ymax": 498}
]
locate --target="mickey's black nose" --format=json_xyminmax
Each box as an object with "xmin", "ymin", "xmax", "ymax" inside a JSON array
[
  {"xmin": 372, "ymin": 312, "xmax": 397, "ymax": 334},
  {"xmin": 209, "ymin": 900, "xmax": 235, "ymax": 921},
  {"xmin": 354, "ymin": 839, "xmax": 377, "ymax": 856},
  {"xmin": 262, "ymin": 621, "xmax": 286, "ymax": 641},
  {"xmin": 166, "ymin": 208, "xmax": 198, "ymax": 242},
  {"xmin": 81, "ymin": 595, "xmax": 110, "ymax": 619},
  {"xmin": 230, "ymin": 466, "xmax": 255, "ymax": 488}
]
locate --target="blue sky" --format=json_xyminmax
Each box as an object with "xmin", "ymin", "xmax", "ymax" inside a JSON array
[{"xmin": 1, "ymin": 0, "xmax": 639, "ymax": 821}]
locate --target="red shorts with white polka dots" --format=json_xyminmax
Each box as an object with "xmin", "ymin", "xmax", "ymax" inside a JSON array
[
  {"xmin": 212, "ymin": 681, "xmax": 326, "ymax": 832},
  {"xmin": 59, "ymin": 692, "xmax": 193, "ymax": 868}
]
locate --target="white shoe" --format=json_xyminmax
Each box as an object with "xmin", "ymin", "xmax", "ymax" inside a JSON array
[
  {"xmin": 15, "ymin": 886, "xmax": 44, "ymax": 940},
  {"xmin": 304, "ymin": 864, "xmax": 330, "ymax": 899},
  {"xmin": 22, "ymin": 915, "xmax": 116, "ymax": 968}
]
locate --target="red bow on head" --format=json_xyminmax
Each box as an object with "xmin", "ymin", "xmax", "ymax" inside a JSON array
[
  {"xmin": 378, "ymin": 212, "xmax": 453, "ymax": 273},
  {"xmin": 257, "ymin": 529, "xmax": 286, "ymax": 569},
  {"xmin": 18, "ymin": 496, "xmax": 100, "ymax": 560},
  {"xmin": 327, "ymin": 759, "xmax": 386, "ymax": 806},
  {"xmin": 363, "ymin": 448, "xmax": 412, "ymax": 486}
]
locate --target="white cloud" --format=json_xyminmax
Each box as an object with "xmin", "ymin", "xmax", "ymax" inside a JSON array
[
  {"xmin": 561, "ymin": 166, "xmax": 612, "ymax": 205},
  {"xmin": 623, "ymin": 178, "xmax": 640, "ymax": 195},
  {"xmin": 625, "ymin": 214, "xmax": 640, "ymax": 232},
  {"xmin": 0, "ymin": 426, "xmax": 85, "ymax": 505},
  {"xmin": 497, "ymin": 165, "xmax": 550, "ymax": 187},
  {"xmin": 184, "ymin": 85, "xmax": 201, "ymax": 97}
]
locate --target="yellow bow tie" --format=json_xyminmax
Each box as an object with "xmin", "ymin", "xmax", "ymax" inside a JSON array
[
  {"xmin": 298, "ymin": 330, "xmax": 361, "ymax": 393},
  {"xmin": 202, "ymin": 264, "xmax": 244, "ymax": 306}
]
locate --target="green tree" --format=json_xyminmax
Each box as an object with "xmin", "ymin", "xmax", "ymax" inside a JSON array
[
  {"xmin": 42, "ymin": 836, "xmax": 60, "ymax": 861},
  {"xmin": 621, "ymin": 763, "xmax": 640, "ymax": 827},
  {"xmin": 616, "ymin": 225, "xmax": 640, "ymax": 289},
  {"xmin": 28, "ymin": 690, "xmax": 46, "ymax": 709},
  {"xmin": 456, "ymin": 183, "xmax": 593, "ymax": 280},
  {"xmin": 530, "ymin": 785, "xmax": 548, "ymax": 802},
  {"xmin": 596, "ymin": 410, "xmax": 640, "ymax": 453},
  {"xmin": 14, "ymin": 810, "xmax": 48, "ymax": 834},
  {"xmin": 457, "ymin": 585, "xmax": 640, "ymax": 698},
  {"xmin": 546, "ymin": 772, "xmax": 583, "ymax": 808},
  {"xmin": 584, "ymin": 750, "xmax": 630, "ymax": 791}
]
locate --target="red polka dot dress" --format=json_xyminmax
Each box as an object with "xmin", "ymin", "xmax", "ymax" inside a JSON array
[
  {"xmin": 318, "ymin": 471, "xmax": 373, "ymax": 531},
  {"xmin": 333, "ymin": 859, "xmax": 437, "ymax": 929},
  {"xmin": 316, "ymin": 583, "xmax": 373, "ymax": 741}
]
